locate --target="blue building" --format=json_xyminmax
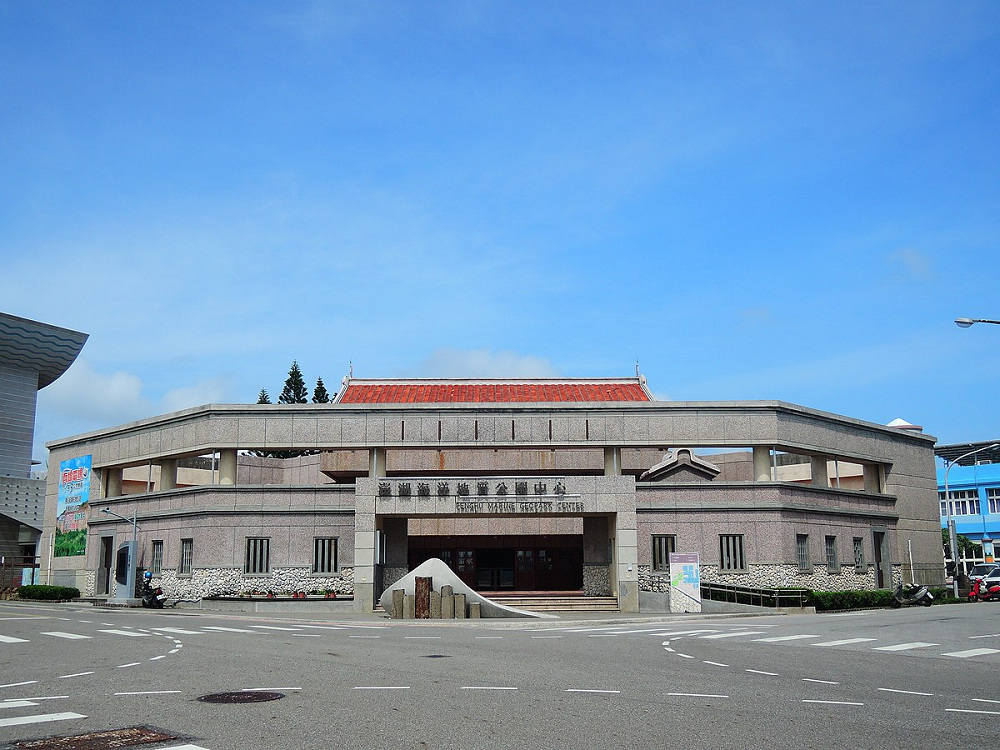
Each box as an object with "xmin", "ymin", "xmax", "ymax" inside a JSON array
[{"xmin": 937, "ymin": 441, "xmax": 1000, "ymax": 571}]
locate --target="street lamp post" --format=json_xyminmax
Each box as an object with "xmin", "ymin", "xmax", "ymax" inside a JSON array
[
  {"xmin": 943, "ymin": 444, "xmax": 1000, "ymax": 597},
  {"xmin": 100, "ymin": 507, "xmax": 138, "ymax": 601},
  {"xmin": 955, "ymin": 318, "xmax": 1000, "ymax": 328}
]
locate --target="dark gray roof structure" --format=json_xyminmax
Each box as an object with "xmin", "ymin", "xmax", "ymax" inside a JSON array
[
  {"xmin": 0, "ymin": 312, "xmax": 89, "ymax": 389},
  {"xmin": 935, "ymin": 440, "xmax": 1000, "ymax": 465}
]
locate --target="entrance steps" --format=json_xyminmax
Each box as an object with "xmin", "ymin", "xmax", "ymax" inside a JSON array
[{"xmin": 483, "ymin": 593, "xmax": 619, "ymax": 613}]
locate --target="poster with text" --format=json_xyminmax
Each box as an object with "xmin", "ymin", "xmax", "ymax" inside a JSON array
[
  {"xmin": 669, "ymin": 552, "xmax": 701, "ymax": 613},
  {"xmin": 55, "ymin": 455, "xmax": 92, "ymax": 557}
]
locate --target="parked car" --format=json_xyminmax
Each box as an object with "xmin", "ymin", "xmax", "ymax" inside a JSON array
[{"xmin": 968, "ymin": 563, "xmax": 1000, "ymax": 584}]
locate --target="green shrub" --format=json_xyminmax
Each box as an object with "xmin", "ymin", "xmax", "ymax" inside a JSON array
[
  {"xmin": 15, "ymin": 585, "xmax": 80, "ymax": 601},
  {"xmin": 803, "ymin": 589, "xmax": 894, "ymax": 611}
]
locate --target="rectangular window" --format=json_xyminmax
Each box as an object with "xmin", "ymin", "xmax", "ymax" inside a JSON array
[
  {"xmin": 796, "ymin": 534, "xmax": 811, "ymax": 572},
  {"xmin": 312, "ymin": 537, "xmax": 338, "ymax": 574},
  {"xmin": 825, "ymin": 536, "xmax": 839, "ymax": 573},
  {"xmin": 719, "ymin": 534, "xmax": 745, "ymax": 571},
  {"xmin": 179, "ymin": 539, "xmax": 193, "ymax": 576},
  {"xmin": 939, "ymin": 490, "xmax": 981, "ymax": 516},
  {"xmin": 652, "ymin": 534, "xmax": 676, "ymax": 572},
  {"xmin": 244, "ymin": 537, "xmax": 270, "ymax": 575},
  {"xmin": 456, "ymin": 549, "xmax": 474, "ymax": 572},
  {"xmin": 853, "ymin": 537, "xmax": 865, "ymax": 573},
  {"xmin": 988, "ymin": 488, "xmax": 1000, "ymax": 515},
  {"xmin": 150, "ymin": 540, "xmax": 163, "ymax": 574}
]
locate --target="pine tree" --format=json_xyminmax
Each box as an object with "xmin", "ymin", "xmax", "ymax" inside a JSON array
[
  {"xmin": 256, "ymin": 388, "xmax": 272, "ymax": 404},
  {"xmin": 279, "ymin": 361, "xmax": 308, "ymax": 404},
  {"xmin": 312, "ymin": 377, "xmax": 330, "ymax": 403}
]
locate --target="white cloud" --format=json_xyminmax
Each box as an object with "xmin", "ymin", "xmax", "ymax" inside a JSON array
[
  {"xmin": 886, "ymin": 249, "xmax": 935, "ymax": 283},
  {"xmin": 413, "ymin": 348, "xmax": 560, "ymax": 378},
  {"xmin": 38, "ymin": 359, "xmax": 152, "ymax": 427},
  {"xmin": 161, "ymin": 378, "xmax": 234, "ymax": 413}
]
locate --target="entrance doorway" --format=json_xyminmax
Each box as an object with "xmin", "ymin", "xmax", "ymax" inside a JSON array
[
  {"xmin": 408, "ymin": 535, "xmax": 583, "ymax": 593},
  {"xmin": 96, "ymin": 536, "xmax": 113, "ymax": 595}
]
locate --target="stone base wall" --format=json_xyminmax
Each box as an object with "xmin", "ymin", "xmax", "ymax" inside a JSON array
[
  {"xmin": 382, "ymin": 566, "xmax": 409, "ymax": 592},
  {"xmin": 639, "ymin": 563, "xmax": 897, "ymax": 592},
  {"xmin": 103, "ymin": 567, "xmax": 355, "ymax": 600},
  {"xmin": 583, "ymin": 565, "xmax": 611, "ymax": 596}
]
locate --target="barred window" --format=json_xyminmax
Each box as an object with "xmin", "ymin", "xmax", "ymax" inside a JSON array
[
  {"xmin": 313, "ymin": 537, "xmax": 338, "ymax": 574},
  {"xmin": 853, "ymin": 537, "xmax": 865, "ymax": 573},
  {"xmin": 150, "ymin": 540, "xmax": 164, "ymax": 574},
  {"xmin": 825, "ymin": 536, "xmax": 839, "ymax": 573},
  {"xmin": 719, "ymin": 534, "xmax": 745, "ymax": 571},
  {"xmin": 179, "ymin": 538, "xmax": 193, "ymax": 575},
  {"xmin": 796, "ymin": 534, "xmax": 811, "ymax": 572},
  {"xmin": 244, "ymin": 537, "xmax": 270, "ymax": 575},
  {"xmin": 652, "ymin": 535, "xmax": 676, "ymax": 572}
]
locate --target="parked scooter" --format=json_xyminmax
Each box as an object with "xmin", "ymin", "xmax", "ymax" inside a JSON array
[
  {"xmin": 889, "ymin": 582, "xmax": 933, "ymax": 608},
  {"xmin": 968, "ymin": 577, "xmax": 1000, "ymax": 602},
  {"xmin": 140, "ymin": 570, "xmax": 166, "ymax": 609}
]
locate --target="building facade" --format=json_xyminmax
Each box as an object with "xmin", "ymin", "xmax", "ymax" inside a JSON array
[
  {"xmin": 43, "ymin": 376, "xmax": 943, "ymax": 612},
  {"xmin": 936, "ymin": 441, "xmax": 1000, "ymax": 571},
  {"xmin": 0, "ymin": 312, "xmax": 87, "ymax": 589}
]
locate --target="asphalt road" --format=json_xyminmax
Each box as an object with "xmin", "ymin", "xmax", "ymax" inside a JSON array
[{"xmin": 1, "ymin": 601, "xmax": 999, "ymax": 749}]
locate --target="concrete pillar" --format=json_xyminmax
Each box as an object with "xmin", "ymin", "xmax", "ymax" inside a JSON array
[
  {"xmin": 391, "ymin": 589, "xmax": 404, "ymax": 619},
  {"xmin": 369, "ymin": 448, "xmax": 387, "ymax": 478},
  {"xmin": 454, "ymin": 593, "xmax": 467, "ymax": 619},
  {"xmin": 863, "ymin": 464, "xmax": 882, "ymax": 494},
  {"xmin": 604, "ymin": 447, "xmax": 622, "ymax": 477},
  {"xmin": 158, "ymin": 459, "xmax": 177, "ymax": 491},
  {"xmin": 810, "ymin": 455, "xmax": 829, "ymax": 487},
  {"xmin": 430, "ymin": 591, "xmax": 442, "ymax": 619},
  {"xmin": 105, "ymin": 467, "xmax": 123, "ymax": 498},
  {"xmin": 441, "ymin": 585, "xmax": 455, "ymax": 618},
  {"xmin": 752, "ymin": 446, "xmax": 772, "ymax": 482},
  {"xmin": 583, "ymin": 516, "xmax": 611, "ymax": 596},
  {"xmin": 218, "ymin": 450, "xmax": 237, "ymax": 486}
]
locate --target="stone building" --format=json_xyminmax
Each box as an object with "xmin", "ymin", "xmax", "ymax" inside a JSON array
[
  {"xmin": 43, "ymin": 376, "xmax": 943, "ymax": 612},
  {"xmin": 0, "ymin": 312, "xmax": 87, "ymax": 586}
]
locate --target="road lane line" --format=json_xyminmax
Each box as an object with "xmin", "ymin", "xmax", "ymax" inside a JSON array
[
  {"xmin": 968, "ymin": 634, "xmax": 1000, "ymax": 639},
  {"xmin": 248, "ymin": 625, "xmax": 302, "ymax": 631},
  {"xmin": 150, "ymin": 627, "xmax": 202, "ymax": 635},
  {"xmin": 475, "ymin": 636, "xmax": 503, "ymax": 639},
  {"xmin": 973, "ymin": 698, "xmax": 1000, "ymax": 704},
  {"xmin": 0, "ymin": 681, "xmax": 37, "ymax": 689},
  {"xmin": 746, "ymin": 669, "xmax": 779, "ymax": 676},
  {"xmin": 353, "ymin": 686, "xmax": 410, "ymax": 690},
  {"xmin": 0, "ymin": 635, "xmax": 28, "ymax": 643},
  {"xmin": 531, "ymin": 636, "xmax": 562, "ymax": 639},
  {"xmin": 115, "ymin": 690, "xmax": 183, "ymax": 696},
  {"xmin": 942, "ymin": 648, "xmax": 1000, "ymax": 658},
  {"xmin": 667, "ymin": 692, "xmax": 729, "ymax": 698},
  {"xmin": 1, "ymin": 701, "xmax": 38, "ymax": 709},
  {"xmin": 0, "ymin": 712, "xmax": 86, "ymax": 727},
  {"xmin": 703, "ymin": 661, "xmax": 729, "ymax": 667},
  {"xmin": 58, "ymin": 672, "xmax": 93, "ymax": 679},
  {"xmin": 566, "ymin": 689, "xmax": 621, "ymax": 694},
  {"xmin": 755, "ymin": 635, "xmax": 819, "ymax": 642},
  {"xmin": 404, "ymin": 636, "xmax": 441, "ymax": 639},
  {"xmin": 803, "ymin": 700, "xmax": 863, "ymax": 706},
  {"xmin": 242, "ymin": 687, "xmax": 302, "ymax": 692},
  {"xmin": 98, "ymin": 629, "xmax": 150, "ymax": 637},
  {"xmin": 349, "ymin": 635, "xmax": 381, "ymax": 639},
  {"xmin": 461, "ymin": 686, "xmax": 517, "ymax": 690},
  {"xmin": 878, "ymin": 688, "xmax": 934, "ymax": 696},
  {"xmin": 700, "ymin": 631, "xmax": 764, "ymax": 639},
  {"xmin": 812, "ymin": 638, "xmax": 878, "ymax": 647},
  {"xmin": 803, "ymin": 679, "xmax": 840, "ymax": 685},
  {"xmin": 40, "ymin": 632, "xmax": 90, "ymax": 640},
  {"xmin": 150, "ymin": 655, "xmax": 167, "ymax": 661},
  {"xmin": 946, "ymin": 708, "xmax": 1000, "ymax": 716},
  {"xmin": 117, "ymin": 662, "xmax": 141, "ymax": 668},
  {"xmin": 202, "ymin": 627, "xmax": 257, "ymax": 633},
  {"xmin": 872, "ymin": 642, "xmax": 938, "ymax": 652}
]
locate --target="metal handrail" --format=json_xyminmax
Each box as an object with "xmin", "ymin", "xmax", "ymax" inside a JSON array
[{"xmin": 700, "ymin": 580, "xmax": 809, "ymax": 608}]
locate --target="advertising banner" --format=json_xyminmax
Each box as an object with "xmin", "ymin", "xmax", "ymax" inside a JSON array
[
  {"xmin": 669, "ymin": 552, "xmax": 701, "ymax": 613},
  {"xmin": 55, "ymin": 455, "xmax": 92, "ymax": 557}
]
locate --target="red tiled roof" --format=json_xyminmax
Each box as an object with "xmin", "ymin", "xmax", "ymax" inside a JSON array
[{"xmin": 338, "ymin": 381, "xmax": 651, "ymax": 404}]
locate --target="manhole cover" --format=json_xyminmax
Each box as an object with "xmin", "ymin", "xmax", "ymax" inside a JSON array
[
  {"xmin": 422, "ymin": 654, "xmax": 451, "ymax": 658},
  {"xmin": 15, "ymin": 726, "xmax": 177, "ymax": 749},
  {"xmin": 196, "ymin": 691, "xmax": 285, "ymax": 704}
]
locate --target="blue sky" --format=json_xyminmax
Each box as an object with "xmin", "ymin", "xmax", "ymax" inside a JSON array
[{"xmin": 2, "ymin": 2, "xmax": 998, "ymax": 467}]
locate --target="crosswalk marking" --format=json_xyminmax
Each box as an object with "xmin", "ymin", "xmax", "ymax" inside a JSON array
[
  {"xmin": 755, "ymin": 634, "xmax": 819, "ymax": 642},
  {"xmin": 0, "ymin": 712, "xmax": 86, "ymax": 728},
  {"xmin": 150, "ymin": 627, "xmax": 202, "ymax": 635},
  {"xmin": 872, "ymin": 642, "xmax": 938, "ymax": 652},
  {"xmin": 248, "ymin": 625, "xmax": 301, "ymax": 631},
  {"xmin": 700, "ymin": 631, "xmax": 765, "ymax": 640},
  {"xmin": 0, "ymin": 700, "xmax": 38, "ymax": 709},
  {"xmin": 201, "ymin": 626, "xmax": 257, "ymax": 633},
  {"xmin": 0, "ymin": 634, "xmax": 29, "ymax": 644},
  {"xmin": 98, "ymin": 629, "xmax": 150, "ymax": 637},
  {"xmin": 41, "ymin": 631, "xmax": 91, "ymax": 640},
  {"xmin": 812, "ymin": 638, "xmax": 878, "ymax": 647},
  {"xmin": 941, "ymin": 648, "xmax": 1000, "ymax": 658}
]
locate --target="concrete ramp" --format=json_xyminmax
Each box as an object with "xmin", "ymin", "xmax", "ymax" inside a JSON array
[{"xmin": 378, "ymin": 558, "xmax": 557, "ymax": 619}]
